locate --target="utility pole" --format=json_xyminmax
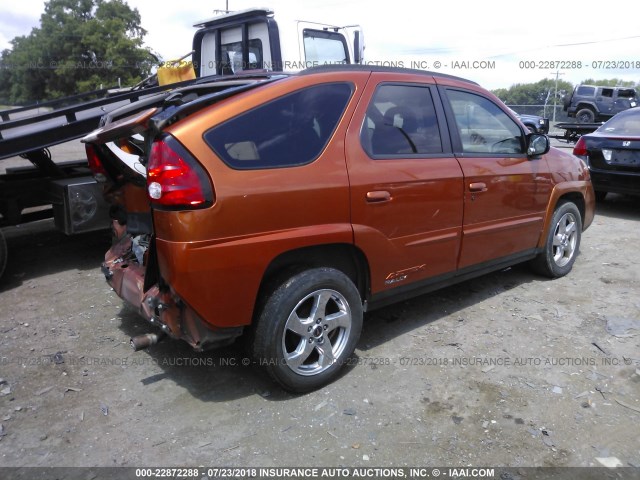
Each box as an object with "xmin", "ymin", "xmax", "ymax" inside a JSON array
[
  {"xmin": 552, "ymin": 70, "xmax": 565, "ymax": 124},
  {"xmin": 214, "ymin": 1, "xmax": 230, "ymax": 14}
]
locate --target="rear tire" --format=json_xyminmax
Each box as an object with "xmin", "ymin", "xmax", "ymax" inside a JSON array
[
  {"xmin": 0, "ymin": 229, "xmax": 7, "ymax": 281},
  {"xmin": 531, "ymin": 202, "xmax": 582, "ymax": 278},
  {"xmin": 252, "ymin": 267, "xmax": 363, "ymax": 393},
  {"xmin": 576, "ymin": 108, "xmax": 595, "ymax": 123}
]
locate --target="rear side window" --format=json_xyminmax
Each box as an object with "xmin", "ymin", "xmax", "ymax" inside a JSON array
[
  {"xmin": 205, "ymin": 83, "xmax": 353, "ymax": 169},
  {"xmin": 361, "ymin": 84, "xmax": 443, "ymax": 157},
  {"xmin": 617, "ymin": 89, "xmax": 637, "ymax": 99}
]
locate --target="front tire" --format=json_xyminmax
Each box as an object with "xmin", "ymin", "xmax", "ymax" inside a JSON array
[
  {"xmin": 252, "ymin": 268, "xmax": 363, "ymax": 393},
  {"xmin": 531, "ymin": 202, "xmax": 582, "ymax": 278}
]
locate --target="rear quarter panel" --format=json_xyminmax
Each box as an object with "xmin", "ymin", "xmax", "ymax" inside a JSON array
[{"xmin": 538, "ymin": 147, "xmax": 595, "ymax": 246}]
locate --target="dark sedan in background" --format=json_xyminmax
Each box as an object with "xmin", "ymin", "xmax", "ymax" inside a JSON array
[{"xmin": 573, "ymin": 108, "xmax": 640, "ymax": 201}]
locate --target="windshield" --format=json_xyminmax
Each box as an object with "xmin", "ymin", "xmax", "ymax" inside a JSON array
[{"xmin": 597, "ymin": 110, "xmax": 640, "ymax": 136}]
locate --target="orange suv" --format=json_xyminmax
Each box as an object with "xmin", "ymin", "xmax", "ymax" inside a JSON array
[{"xmin": 84, "ymin": 66, "xmax": 595, "ymax": 392}]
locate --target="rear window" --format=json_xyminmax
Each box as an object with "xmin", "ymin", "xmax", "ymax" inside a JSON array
[
  {"xmin": 205, "ymin": 83, "xmax": 353, "ymax": 169},
  {"xmin": 220, "ymin": 39, "xmax": 263, "ymax": 74},
  {"xmin": 598, "ymin": 110, "xmax": 640, "ymax": 135}
]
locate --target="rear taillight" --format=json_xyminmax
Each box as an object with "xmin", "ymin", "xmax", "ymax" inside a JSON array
[
  {"xmin": 573, "ymin": 137, "xmax": 588, "ymax": 158},
  {"xmin": 146, "ymin": 136, "xmax": 213, "ymax": 209},
  {"xmin": 85, "ymin": 144, "xmax": 108, "ymax": 182}
]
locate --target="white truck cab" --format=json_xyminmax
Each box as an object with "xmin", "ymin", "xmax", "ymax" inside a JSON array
[{"xmin": 192, "ymin": 8, "xmax": 364, "ymax": 76}]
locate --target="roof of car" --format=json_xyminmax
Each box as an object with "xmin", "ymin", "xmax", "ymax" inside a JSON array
[
  {"xmin": 299, "ymin": 64, "xmax": 479, "ymax": 85},
  {"xmin": 577, "ymin": 84, "xmax": 636, "ymax": 91}
]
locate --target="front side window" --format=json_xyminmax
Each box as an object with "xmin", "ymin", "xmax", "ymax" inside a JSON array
[
  {"xmin": 446, "ymin": 90, "xmax": 524, "ymax": 155},
  {"xmin": 360, "ymin": 84, "xmax": 443, "ymax": 157},
  {"xmin": 205, "ymin": 83, "xmax": 353, "ymax": 169},
  {"xmin": 303, "ymin": 29, "xmax": 349, "ymax": 64},
  {"xmin": 577, "ymin": 86, "xmax": 595, "ymax": 96}
]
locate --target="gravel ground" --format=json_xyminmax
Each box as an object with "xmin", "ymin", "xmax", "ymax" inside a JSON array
[{"xmin": 0, "ymin": 140, "xmax": 639, "ymax": 473}]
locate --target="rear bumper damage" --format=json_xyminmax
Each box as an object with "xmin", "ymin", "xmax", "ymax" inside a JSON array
[{"xmin": 102, "ymin": 232, "xmax": 243, "ymax": 351}]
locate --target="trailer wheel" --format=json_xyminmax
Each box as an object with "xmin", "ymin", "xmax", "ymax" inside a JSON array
[{"xmin": 0, "ymin": 229, "xmax": 7, "ymax": 281}]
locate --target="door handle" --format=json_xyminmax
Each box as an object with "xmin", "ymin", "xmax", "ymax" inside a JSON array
[
  {"xmin": 366, "ymin": 190, "xmax": 391, "ymax": 203},
  {"xmin": 469, "ymin": 182, "xmax": 487, "ymax": 193}
]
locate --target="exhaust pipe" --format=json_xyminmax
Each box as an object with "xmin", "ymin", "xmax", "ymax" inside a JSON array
[{"xmin": 130, "ymin": 332, "xmax": 166, "ymax": 351}]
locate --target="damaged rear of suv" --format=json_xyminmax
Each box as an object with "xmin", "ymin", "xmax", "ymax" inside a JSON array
[
  {"xmin": 84, "ymin": 66, "xmax": 594, "ymax": 392},
  {"xmin": 84, "ymin": 76, "xmax": 279, "ymax": 352}
]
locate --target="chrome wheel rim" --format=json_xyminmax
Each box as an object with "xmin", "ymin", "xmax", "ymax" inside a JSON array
[
  {"xmin": 282, "ymin": 289, "xmax": 352, "ymax": 376},
  {"xmin": 552, "ymin": 212, "xmax": 578, "ymax": 267}
]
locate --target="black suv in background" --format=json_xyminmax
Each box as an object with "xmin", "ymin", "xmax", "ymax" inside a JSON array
[
  {"xmin": 564, "ymin": 85, "xmax": 638, "ymax": 123},
  {"xmin": 508, "ymin": 109, "xmax": 550, "ymax": 134}
]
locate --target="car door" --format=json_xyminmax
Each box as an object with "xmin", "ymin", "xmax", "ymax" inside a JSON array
[
  {"xmin": 439, "ymin": 87, "xmax": 553, "ymax": 270},
  {"xmin": 345, "ymin": 72, "xmax": 464, "ymax": 299},
  {"xmin": 598, "ymin": 88, "xmax": 615, "ymax": 116}
]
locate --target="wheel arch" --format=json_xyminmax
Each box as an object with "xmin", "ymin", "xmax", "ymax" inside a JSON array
[
  {"xmin": 257, "ymin": 243, "xmax": 371, "ymax": 308},
  {"xmin": 537, "ymin": 190, "xmax": 586, "ymax": 249},
  {"xmin": 575, "ymin": 103, "xmax": 596, "ymax": 113}
]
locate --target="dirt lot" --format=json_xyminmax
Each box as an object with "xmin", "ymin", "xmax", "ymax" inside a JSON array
[{"xmin": 0, "ymin": 141, "xmax": 639, "ymax": 472}]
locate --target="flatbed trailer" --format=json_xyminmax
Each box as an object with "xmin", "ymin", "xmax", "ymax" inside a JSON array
[
  {"xmin": 550, "ymin": 121, "xmax": 602, "ymax": 143},
  {"xmin": 0, "ymin": 79, "xmax": 200, "ymax": 279}
]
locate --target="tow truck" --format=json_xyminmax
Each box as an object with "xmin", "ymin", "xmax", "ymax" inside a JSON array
[{"xmin": 0, "ymin": 8, "xmax": 364, "ymax": 279}]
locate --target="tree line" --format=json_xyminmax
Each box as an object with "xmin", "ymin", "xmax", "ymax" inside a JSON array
[
  {"xmin": 492, "ymin": 78, "xmax": 639, "ymax": 111},
  {"xmin": 0, "ymin": 0, "xmax": 158, "ymax": 104}
]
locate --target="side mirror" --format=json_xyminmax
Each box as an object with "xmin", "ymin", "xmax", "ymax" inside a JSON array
[{"xmin": 527, "ymin": 134, "xmax": 550, "ymax": 157}]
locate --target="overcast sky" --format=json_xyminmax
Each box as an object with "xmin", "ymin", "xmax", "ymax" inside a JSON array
[{"xmin": 2, "ymin": 0, "xmax": 640, "ymax": 91}]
